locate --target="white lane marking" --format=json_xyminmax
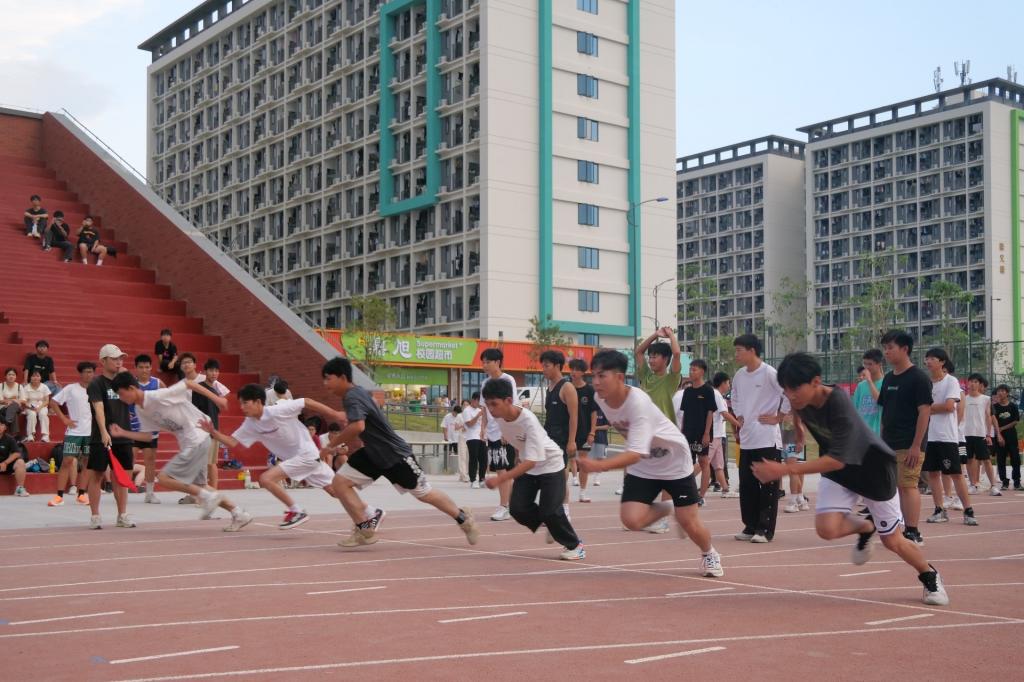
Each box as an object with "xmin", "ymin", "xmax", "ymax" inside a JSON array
[
  {"xmin": 990, "ymin": 553, "xmax": 1024, "ymax": 560},
  {"xmin": 438, "ymin": 611, "xmax": 526, "ymax": 624},
  {"xmin": 7, "ymin": 610, "xmax": 123, "ymax": 626},
  {"xmin": 625, "ymin": 646, "xmax": 726, "ymax": 664},
  {"xmin": 839, "ymin": 570, "xmax": 891, "ymax": 578},
  {"xmin": 107, "ymin": 620, "xmax": 1024, "ymax": 682},
  {"xmin": 306, "ymin": 586, "xmax": 387, "ymax": 596},
  {"xmin": 864, "ymin": 613, "xmax": 934, "ymax": 626},
  {"xmin": 109, "ymin": 646, "xmax": 239, "ymax": 665},
  {"xmin": 665, "ymin": 587, "xmax": 733, "ymax": 596}
]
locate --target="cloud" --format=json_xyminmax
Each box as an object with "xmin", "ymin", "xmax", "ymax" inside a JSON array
[
  {"xmin": 0, "ymin": 0, "xmax": 143, "ymax": 59},
  {"xmin": 0, "ymin": 58, "xmax": 113, "ymax": 118}
]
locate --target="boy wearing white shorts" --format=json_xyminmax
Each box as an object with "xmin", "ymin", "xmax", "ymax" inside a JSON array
[
  {"xmin": 751, "ymin": 353, "xmax": 949, "ymax": 606},
  {"xmin": 202, "ymin": 384, "xmax": 349, "ymax": 529},
  {"xmin": 109, "ymin": 372, "xmax": 253, "ymax": 532}
]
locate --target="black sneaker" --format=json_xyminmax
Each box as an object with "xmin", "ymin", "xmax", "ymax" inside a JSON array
[
  {"xmin": 905, "ymin": 528, "xmax": 925, "ymax": 546},
  {"xmin": 697, "ymin": 497, "xmax": 705, "ymax": 507},
  {"xmin": 1015, "ymin": 483, "xmax": 1024, "ymax": 491},
  {"xmin": 358, "ymin": 508, "xmax": 386, "ymax": 532},
  {"xmin": 711, "ymin": 483, "xmax": 722, "ymax": 493}
]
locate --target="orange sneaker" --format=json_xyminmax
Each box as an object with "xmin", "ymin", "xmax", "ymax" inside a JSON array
[
  {"xmin": 47, "ymin": 495, "xmax": 65, "ymax": 507},
  {"xmin": 76, "ymin": 494, "xmax": 90, "ymax": 505}
]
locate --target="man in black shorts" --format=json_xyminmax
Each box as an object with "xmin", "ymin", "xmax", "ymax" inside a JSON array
[
  {"xmin": 540, "ymin": 350, "xmax": 578, "ymax": 509},
  {"xmin": 478, "ymin": 347, "xmax": 519, "ymax": 521},
  {"xmin": 322, "ymin": 357, "xmax": 479, "ymax": 548},
  {"xmin": 87, "ymin": 344, "xmax": 136, "ymax": 530}
]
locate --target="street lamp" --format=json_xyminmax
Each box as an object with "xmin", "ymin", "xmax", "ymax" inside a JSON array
[
  {"xmin": 652, "ymin": 277, "xmax": 674, "ymax": 329},
  {"xmin": 627, "ymin": 196, "xmax": 670, "ymax": 345}
]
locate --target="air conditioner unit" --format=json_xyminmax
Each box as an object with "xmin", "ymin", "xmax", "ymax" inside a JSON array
[{"xmin": 439, "ymin": 314, "xmax": 448, "ymax": 323}]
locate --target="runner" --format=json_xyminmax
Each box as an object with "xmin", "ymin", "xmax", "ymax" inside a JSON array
[
  {"xmin": 752, "ymin": 352, "xmax": 949, "ymax": 605},
  {"xmin": 578, "ymin": 349, "xmax": 723, "ymax": 577},
  {"xmin": 321, "ymin": 357, "xmax": 479, "ymax": 548},
  {"xmin": 478, "ymin": 347, "xmax": 518, "ymax": 521},
  {"xmin": 131, "ymin": 354, "xmax": 165, "ymax": 504},
  {"xmin": 482, "ymin": 378, "xmax": 585, "ymax": 560},
  {"xmin": 201, "ymin": 384, "xmax": 351, "ymax": 529},
  {"xmin": 47, "ymin": 362, "xmax": 95, "ymax": 507},
  {"xmin": 109, "ymin": 372, "xmax": 252, "ymax": 532}
]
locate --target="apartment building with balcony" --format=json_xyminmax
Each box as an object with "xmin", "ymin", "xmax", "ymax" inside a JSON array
[{"xmin": 140, "ymin": 0, "xmax": 676, "ymax": 346}]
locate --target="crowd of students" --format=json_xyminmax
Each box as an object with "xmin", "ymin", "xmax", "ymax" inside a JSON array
[{"xmin": 23, "ymin": 194, "xmax": 115, "ymax": 264}]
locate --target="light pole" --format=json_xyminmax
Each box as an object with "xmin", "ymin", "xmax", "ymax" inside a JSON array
[
  {"xmin": 652, "ymin": 277, "xmax": 674, "ymax": 329},
  {"xmin": 627, "ymin": 196, "xmax": 670, "ymax": 346}
]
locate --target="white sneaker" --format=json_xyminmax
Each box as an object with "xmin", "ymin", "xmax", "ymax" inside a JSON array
[
  {"xmin": 13, "ymin": 486, "xmax": 29, "ymax": 497},
  {"xmin": 223, "ymin": 510, "xmax": 254, "ymax": 532},
  {"xmin": 701, "ymin": 549, "xmax": 724, "ymax": 577},
  {"xmin": 470, "ymin": 481, "xmax": 479, "ymax": 489},
  {"xmin": 851, "ymin": 529, "xmax": 875, "ymax": 565},
  {"xmin": 949, "ymin": 497, "xmax": 964, "ymax": 511},
  {"xmin": 578, "ymin": 491, "xmax": 591, "ymax": 503},
  {"xmin": 720, "ymin": 490, "xmax": 739, "ymax": 498},
  {"xmin": 750, "ymin": 533, "xmax": 769, "ymax": 543},
  {"xmin": 926, "ymin": 509, "xmax": 949, "ymax": 523},
  {"xmin": 783, "ymin": 502, "xmax": 800, "ymax": 513},
  {"xmin": 734, "ymin": 531, "xmax": 754, "ymax": 541},
  {"xmin": 643, "ymin": 518, "xmax": 670, "ymax": 534},
  {"xmin": 89, "ymin": 515, "xmax": 102, "ymax": 530},
  {"xmin": 990, "ymin": 486, "xmax": 1003, "ymax": 496},
  {"xmin": 570, "ymin": 475, "xmax": 580, "ymax": 487},
  {"xmin": 920, "ymin": 567, "xmax": 950, "ymax": 606},
  {"xmin": 593, "ymin": 476, "xmax": 601, "ymax": 486},
  {"xmin": 614, "ymin": 487, "xmax": 623, "ymax": 495},
  {"xmin": 942, "ymin": 496, "xmax": 953, "ymax": 510},
  {"xmin": 798, "ymin": 496, "xmax": 811, "ymax": 511},
  {"xmin": 145, "ymin": 492, "xmax": 162, "ymax": 504},
  {"xmin": 68, "ymin": 485, "xmax": 77, "ymax": 497},
  {"xmin": 490, "ymin": 506, "xmax": 510, "ymax": 521},
  {"xmin": 968, "ymin": 484, "xmax": 980, "ymax": 494},
  {"xmin": 458, "ymin": 509, "xmax": 479, "ymax": 545},
  {"xmin": 116, "ymin": 513, "xmax": 136, "ymax": 528},
  {"xmin": 199, "ymin": 492, "xmax": 223, "ymax": 520},
  {"xmin": 560, "ymin": 544, "xmax": 586, "ymax": 561}
]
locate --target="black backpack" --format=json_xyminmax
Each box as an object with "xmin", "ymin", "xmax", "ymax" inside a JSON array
[{"xmin": 49, "ymin": 442, "xmax": 64, "ymax": 468}]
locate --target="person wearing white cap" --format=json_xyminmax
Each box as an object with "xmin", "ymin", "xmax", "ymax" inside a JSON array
[{"xmin": 85, "ymin": 344, "xmax": 136, "ymax": 529}]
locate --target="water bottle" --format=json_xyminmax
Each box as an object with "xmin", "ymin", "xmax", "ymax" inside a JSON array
[
  {"xmin": 48, "ymin": 458, "xmax": 56, "ymax": 474},
  {"xmin": 243, "ymin": 469, "xmax": 251, "ymax": 488}
]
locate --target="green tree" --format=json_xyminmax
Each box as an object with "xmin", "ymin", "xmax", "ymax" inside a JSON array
[
  {"xmin": 846, "ymin": 250, "xmax": 906, "ymax": 351},
  {"xmin": 347, "ymin": 295, "xmax": 396, "ymax": 379},
  {"xmin": 766, "ymin": 276, "xmax": 812, "ymax": 355},
  {"xmin": 526, "ymin": 315, "xmax": 571, "ymax": 369},
  {"xmin": 678, "ymin": 263, "xmax": 718, "ymax": 358}
]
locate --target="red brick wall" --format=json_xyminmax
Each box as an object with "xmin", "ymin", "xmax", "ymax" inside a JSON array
[
  {"xmin": 39, "ymin": 114, "xmax": 338, "ymax": 403},
  {"xmin": 0, "ymin": 111, "xmax": 43, "ymax": 160}
]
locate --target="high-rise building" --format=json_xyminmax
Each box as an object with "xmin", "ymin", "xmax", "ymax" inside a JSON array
[
  {"xmin": 800, "ymin": 78, "xmax": 1024, "ymax": 372},
  {"xmin": 139, "ymin": 0, "xmax": 677, "ymax": 347},
  {"xmin": 676, "ymin": 136, "xmax": 806, "ymax": 359}
]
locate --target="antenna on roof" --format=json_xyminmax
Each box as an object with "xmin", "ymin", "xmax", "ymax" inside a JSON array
[
  {"xmin": 953, "ymin": 59, "xmax": 971, "ymax": 87},
  {"xmin": 933, "ymin": 66, "xmax": 943, "ymax": 93},
  {"xmin": 1009, "ymin": 65, "xmax": 1019, "ymax": 83}
]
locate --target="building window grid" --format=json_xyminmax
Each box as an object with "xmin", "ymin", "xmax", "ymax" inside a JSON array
[
  {"xmin": 578, "ymin": 289, "xmax": 600, "ymax": 312},
  {"xmin": 576, "ymin": 0, "xmax": 599, "ymax": 14},
  {"xmin": 576, "ymin": 31, "xmax": 599, "ymax": 56},
  {"xmin": 578, "ymin": 246, "xmax": 600, "ymax": 269}
]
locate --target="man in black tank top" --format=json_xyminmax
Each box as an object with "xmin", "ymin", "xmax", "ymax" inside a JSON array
[{"xmin": 541, "ymin": 351, "xmax": 578, "ymax": 508}]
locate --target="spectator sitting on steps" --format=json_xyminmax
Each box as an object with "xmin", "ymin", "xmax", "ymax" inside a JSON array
[
  {"xmin": 0, "ymin": 422, "xmax": 29, "ymax": 497},
  {"xmin": 24, "ymin": 340, "xmax": 58, "ymax": 394},
  {"xmin": 154, "ymin": 329, "xmax": 181, "ymax": 379},
  {"xmin": 76, "ymin": 216, "xmax": 117, "ymax": 265},
  {"xmin": 21, "ymin": 370, "xmax": 51, "ymax": 443},
  {"xmin": 1, "ymin": 369, "xmax": 24, "ymax": 439},
  {"xmin": 43, "ymin": 210, "xmax": 75, "ymax": 262},
  {"xmin": 23, "ymin": 194, "xmax": 48, "ymax": 238}
]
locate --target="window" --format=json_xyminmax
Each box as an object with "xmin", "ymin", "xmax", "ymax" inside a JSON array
[
  {"xmin": 576, "ymin": 74, "xmax": 599, "ymax": 98},
  {"xmin": 578, "ymin": 246, "xmax": 600, "ymax": 269},
  {"xmin": 578, "ymin": 289, "xmax": 600, "ymax": 312},
  {"xmin": 577, "ymin": 31, "xmax": 599, "ymax": 56},
  {"xmin": 580, "ymin": 333, "xmax": 600, "ymax": 346},
  {"xmin": 577, "ymin": 160, "xmax": 599, "ymax": 183},
  {"xmin": 578, "ymin": 203, "xmax": 599, "ymax": 226},
  {"xmin": 577, "ymin": 116, "xmax": 599, "ymax": 141},
  {"xmin": 576, "ymin": 0, "xmax": 598, "ymax": 13},
  {"xmin": 461, "ymin": 370, "xmax": 485, "ymax": 401}
]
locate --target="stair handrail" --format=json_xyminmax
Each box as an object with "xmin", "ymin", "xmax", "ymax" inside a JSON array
[{"xmin": 57, "ymin": 108, "xmax": 153, "ymax": 191}]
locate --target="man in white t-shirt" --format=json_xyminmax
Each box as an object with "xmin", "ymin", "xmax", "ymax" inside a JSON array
[
  {"xmin": 710, "ymin": 375, "xmax": 739, "ymax": 498},
  {"xmin": 578, "ymin": 350, "xmax": 723, "ymax": 577},
  {"xmin": 47, "ymin": 362, "xmax": 96, "ymax": 506},
  {"xmin": 730, "ymin": 334, "xmax": 790, "ymax": 543},
  {"xmin": 482, "ymin": 378, "xmax": 585, "ymax": 560},
  {"xmin": 478, "ymin": 347, "xmax": 518, "ymax": 520},
  {"xmin": 963, "ymin": 373, "xmax": 1001, "ymax": 497},
  {"xmin": 462, "ymin": 394, "xmax": 485, "ymax": 487},
  {"xmin": 440, "ymin": 405, "xmax": 466, "ymax": 481},
  {"xmin": 109, "ymin": 372, "xmax": 253, "ymax": 532},
  {"xmin": 203, "ymin": 384, "xmax": 349, "ymax": 529},
  {"xmin": 22, "ymin": 371, "xmax": 51, "ymax": 442}
]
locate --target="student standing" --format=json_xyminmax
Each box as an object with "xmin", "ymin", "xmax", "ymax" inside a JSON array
[
  {"xmin": 753, "ymin": 353, "xmax": 949, "ymax": 606},
  {"xmin": 569, "ymin": 358, "xmax": 597, "ymax": 501},
  {"xmin": 540, "ymin": 350, "xmax": 578, "ymax": 509},
  {"xmin": 578, "ymin": 349, "xmax": 723, "ymax": 577},
  {"xmin": 86, "ymin": 345, "xmax": 137, "ymax": 530},
  {"xmin": 991, "ymin": 384, "xmax": 1021, "ymax": 491},
  {"xmin": 440, "ymin": 405, "xmax": 465, "ymax": 481},
  {"xmin": 478, "ymin": 348, "xmax": 518, "ymax": 521},
  {"xmin": 482, "ymin": 378, "xmax": 585, "ymax": 560},
  {"xmin": 730, "ymin": 334, "xmax": 789, "ymax": 543},
  {"xmin": 853, "ymin": 349, "xmax": 885, "ymax": 433},
  {"xmin": 876, "ymin": 331, "xmax": 932, "ymax": 546},
  {"xmin": 131, "ymin": 354, "xmax": 165, "ymax": 504},
  {"xmin": 963, "ymin": 374, "xmax": 1001, "ymax": 496},
  {"xmin": 47, "ymin": 362, "xmax": 96, "ymax": 506},
  {"xmin": 677, "ymin": 359, "xmax": 717, "ymax": 504},
  {"xmin": 634, "ymin": 327, "xmax": 683, "ymax": 422},
  {"xmin": 462, "ymin": 393, "xmax": 486, "ymax": 487},
  {"xmin": 710, "ymin": 373, "xmax": 739, "ymax": 498}
]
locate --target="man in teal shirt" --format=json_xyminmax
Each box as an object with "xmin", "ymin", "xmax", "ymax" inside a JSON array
[{"xmin": 852, "ymin": 349, "xmax": 885, "ymax": 434}]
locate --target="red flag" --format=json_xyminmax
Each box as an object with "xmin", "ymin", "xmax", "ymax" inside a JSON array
[{"xmin": 107, "ymin": 447, "xmax": 137, "ymax": 492}]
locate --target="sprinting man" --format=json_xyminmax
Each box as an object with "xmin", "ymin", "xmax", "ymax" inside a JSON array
[
  {"xmin": 478, "ymin": 347, "xmax": 518, "ymax": 521},
  {"xmin": 853, "ymin": 349, "xmax": 885, "ymax": 434},
  {"xmin": 482, "ymin": 378, "xmax": 585, "ymax": 560},
  {"xmin": 322, "ymin": 357, "xmax": 479, "ymax": 548},
  {"xmin": 47, "ymin": 362, "xmax": 96, "ymax": 507},
  {"xmin": 922, "ymin": 348, "xmax": 976, "ymax": 526},
  {"xmin": 991, "ymin": 384, "xmax": 1021, "ymax": 491},
  {"xmin": 131, "ymin": 354, "xmax": 165, "ymax": 504},
  {"xmin": 963, "ymin": 374, "xmax": 1000, "ymax": 496},
  {"xmin": 86, "ymin": 345, "xmax": 137, "ymax": 530},
  {"xmin": 752, "ymin": 352, "xmax": 949, "ymax": 606},
  {"xmin": 109, "ymin": 372, "xmax": 252, "ymax": 532},
  {"xmin": 569, "ymin": 358, "xmax": 597, "ymax": 502},
  {"xmin": 202, "ymin": 384, "xmax": 350, "ymax": 529},
  {"xmin": 179, "ymin": 353, "xmax": 223, "ymax": 496},
  {"xmin": 877, "ymin": 330, "xmax": 932, "ymax": 546},
  {"xmin": 540, "ymin": 350, "xmax": 577, "ymax": 510},
  {"xmin": 578, "ymin": 349, "xmax": 723, "ymax": 577}
]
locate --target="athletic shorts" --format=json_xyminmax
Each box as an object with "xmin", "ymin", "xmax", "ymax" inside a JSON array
[
  {"xmin": 958, "ymin": 442, "xmax": 968, "ymax": 464},
  {"xmin": 62, "ymin": 435, "xmax": 90, "ymax": 465},
  {"xmin": 816, "ymin": 477, "xmax": 903, "ymax": 536},
  {"xmin": 162, "ymin": 437, "xmax": 213, "ymax": 484},
  {"xmin": 137, "ymin": 438, "xmax": 159, "ymax": 450},
  {"xmin": 894, "ymin": 448, "xmax": 925, "ymax": 487},
  {"xmin": 278, "ymin": 457, "xmax": 335, "ymax": 489},
  {"xmin": 965, "ymin": 436, "xmax": 990, "ymax": 461},
  {"xmin": 620, "ymin": 472, "xmax": 700, "ymax": 508},
  {"xmin": 487, "ymin": 440, "xmax": 517, "ymax": 471},
  {"xmin": 87, "ymin": 442, "xmax": 134, "ymax": 473},
  {"xmin": 707, "ymin": 437, "xmax": 725, "ymax": 470},
  {"xmin": 589, "ymin": 443, "xmax": 608, "ymax": 460},
  {"xmin": 923, "ymin": 441, "xmax": 962, "ymax": 475},
  {"xmin": 339, "ymin": 451, "xmax": 431, "ymax": 497}
]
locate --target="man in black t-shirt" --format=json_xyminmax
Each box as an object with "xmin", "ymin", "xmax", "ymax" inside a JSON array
[
  {"xmin": 876, "ymin": 330, "xmax": 932, "ymax": 546},
  {"xmin": 24, "ymin": 340, "xmax": 58, "ymax": 393},
  {"xmin": 0, "ymin": 422, "xmax": 29, "ymax": 496},
  {"xmin": 991, "ymin": 385, "xmax": 1022, "ymax": 490},
  {"xmin": 679, "ymin": 359, "xmax": 717, "ymax": 503},
  {"xmin": 86, "ymin": 344, "xmax": 136, "ymax": 530},
  {"xmin": 322, "ymin": 357, "xmax": 480, "ymax": 549},
  {"xmin": 569, "ymin": 358, "xmax": 596, "ymax": 501},
  {"xmin": 753, "ymin": 352, "xmax": 949, "ymax": 606},
  {"xmin": 23, "ymin": 194, "xmax": 47, "ymax": 237}
]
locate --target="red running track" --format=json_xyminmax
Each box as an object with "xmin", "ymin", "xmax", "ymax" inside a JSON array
[{"xmin": 0, "ymin": 493, "xmax": 1021, "ymax": 681}]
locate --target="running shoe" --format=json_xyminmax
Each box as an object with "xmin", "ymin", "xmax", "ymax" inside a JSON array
[
  {"xmin": 14, "ymin": 486, "xmax": 29, "ymax": 497},
  {"xmin": 199, "ymin": 492, "xmax": 223, "ymax": 520},
  {"xmin": 560, "ymin": 544, "xmax": 586, "ymax": 561},
  {"xmin": 47, "ymin": 495, "xmax": 64, "ymax": 507},
  {"xmin": 968, "ymin": 484, "xmax": 980, "ymax": 494},
  {"xmin": 920, "ymin": 566, "xmax": 950, "ymax": 606},
  {"xmin": 470, "ymin": 481, "xmax": 479, "ymax": 489},
  {"xmin": 224, "ymin": 511, "xmax": 254, "ymax": 532},
  {"xmin": 643, "ymin": 518, "xmax": 670, "ymax": 534},
  {"xmin": 926, "ymin": 509, "xmax": 949, "ymax": 524},
  {"xmin": 338, "ymin": 527, "xmax": 376, "ymax": 548},
  {"xmin": 363, "ymin": 508, "xmax": 386, "ymax": 532},
  {"xmin": 963, "ymin": 514, "xmax": 979, "ymax": 526},
  {"xmin": 949, "ymin": 497, "xmax": 964, "ymax": 511},
  {"xmin": 578, "ymin": 491, "xmax": 591, "ymax": 503},
  {"xmin": 144, "ymin": 492, "xmax": 161, "ymax": 504},
  {"xmin": 990, "ymin": 486, "xmax": 1002, "ymax": 496},
  {"xmin": 903, "ymin": 528, "xmax": 925, "ymax": 546},
  {"xmin": 734, "ymin": 531, "xmax": 754, "ymax": 541},
  {"xmin": 490, "ymin": 506, "xmax": 510, "ymax": 521},
  {"xmin": 458, "ymin": 508, "xmax": 479, "ymax": 545},
  {"xmin": 77, "ymin": 493, "xmax": 89, "ymax": 505},
  {"xmin": 89, "ymin": 515, "xmax": 102, "ymax": 529},
  {"xmin": 570, "ymin": 475, "xmax": 580, "ymax": 487},
  {"xmin": 701, "ymin": 549, "xmax": 724, "ymax": 577},
  {"xmin": 720, "ymin": 490, "xmax": 739, "ymax": 498},
  {"xmin": 941, "ymin": 496, "xmax": 952, "ymax": 510},
  {"xmin": 750, "ymin": 533, "xmax": 770, "ymax": 543},
  {"xmin": 697, "ymin": 497, "xmax": 705, "ymax": 507},
  {"xmin": 852, "ymin": 526, "xmax": 876, "ymax": 566},
  {"xmin": 280, "ymin": 509, "xmax": 310, "ymax": 529},
  {"xmin": 783, "ymin": 501, "xmax": 801, "ymax": 513},
  {"xmin": 614, "ymin": 488, "xmax": 622, "ymax": 495},
  {"xmin": 798, "ymin": 496, "xmax": 811, "ymax": 511},
  {"xmin": 593, "ymin": 476, "xmax": 601, "ymax": 486},
  {"xmin": 178, "ymin": 494, "xmax": 196, "ymax": 505},
  {"xmin": 116, "ymin": 514, "xmax": 136, "ymax": 528}
]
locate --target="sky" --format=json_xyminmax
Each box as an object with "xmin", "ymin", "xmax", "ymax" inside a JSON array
[{"xmin": 0, "ymin": 0, "xmax": 1019, "ymax": 172}]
